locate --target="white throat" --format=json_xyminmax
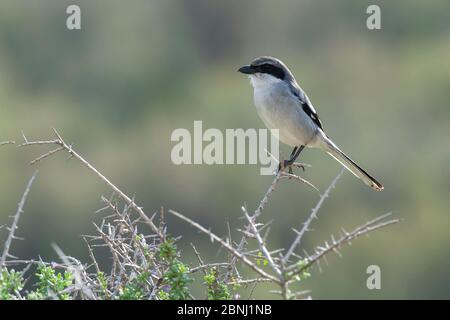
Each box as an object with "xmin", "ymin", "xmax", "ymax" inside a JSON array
[{"xmin": 249, "ymin": 73, "xmax": 283, "ymax": 90}]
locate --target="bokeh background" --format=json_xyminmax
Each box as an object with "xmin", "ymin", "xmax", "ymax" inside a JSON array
[{"xmin": 1, "ymin": 0, "xmax": 449, "ymax": 299}]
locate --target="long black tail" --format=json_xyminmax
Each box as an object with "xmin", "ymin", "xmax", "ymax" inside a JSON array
[{"xmin": 321, "ymin": 136, "xmax": 383, "ymax": 191}]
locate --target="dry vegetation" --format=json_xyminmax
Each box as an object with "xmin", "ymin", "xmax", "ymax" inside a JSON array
[{"xmin": 0, "ymin": 130, "xmax": 399, "ymax": 300}]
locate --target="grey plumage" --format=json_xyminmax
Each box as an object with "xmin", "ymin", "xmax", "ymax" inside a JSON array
[{"xmin": 238, "ymin": 56, "xmax": 383, "ymax": 191}]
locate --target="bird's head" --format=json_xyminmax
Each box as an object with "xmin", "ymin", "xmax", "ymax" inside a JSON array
[{"xmin": 238, "ymin": 56, "xmax": 294, "ymax": 88}]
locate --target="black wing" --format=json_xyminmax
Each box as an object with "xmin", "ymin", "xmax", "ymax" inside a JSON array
[
  {"xmin": 290, "ymin": 86, "xmax": 324, "ymax": 130},
  {"xmin": 301, "ymin": 101, "xmax": 323, "ymax": 130}
]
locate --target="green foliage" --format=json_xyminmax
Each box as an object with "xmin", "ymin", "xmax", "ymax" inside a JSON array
[
  {"xmin": 157, "ymin": 238, "xmax": 178, "ymax": 261},
  {"xmin": 157, "ymin": 238, "xmax": 193, "ymax": 300},
  {"xmin": 162, "ymin": 261, "xmax": 192, "ymax": 300},
  {"xmin": 255, "ymin": 251, "xmax": 269, "ymax": 267},
  {"xmin": 285, "ymin": 259, "xmax": 311, "ymax": 284},
  {"xmin": 27, "ymin": 264, "xmax": 73, "ymax": 300},
  {"xmin": 118, "ymin": 272, "xmax": 150, "ymax": 300},
  {"xmin": 97, "ymin": 271, "xmax": 109, "ymax": 299},
  {"xmin": 1, "ymin": 265, "xmax": 74, "ymax": 300},
  {"xmin": 295, "ymin": 259, "xmax": 311, "ymax": 281},
  {"xmin": 204, "ymin": 267, "xmax": 230, "ymax": 300},
  {"xmin": 0, "ymin": 268, "xmax": 24, "ymax": 300},
  {"xmin": 157, "ymin": 289, "xmax": 170, "ymax": 300}
]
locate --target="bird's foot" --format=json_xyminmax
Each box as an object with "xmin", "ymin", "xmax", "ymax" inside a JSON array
[
  {"xmin": 278, "ymin": 160, "xmax": 307, "ymax": 175},
  {"xmin": 292, "ymin": 162, "xmax": 306, "ymax": 172},
  {"xmin": 278, "ymin": 159, "xmax": 294, "ymax": 174}
]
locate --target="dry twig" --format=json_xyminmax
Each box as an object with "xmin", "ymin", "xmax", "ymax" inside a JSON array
[
  {"xmin": 283, "ymin": 169, "xmax": 344, "ymax": 263},
  {"xmin": 168, "ymin": 209, "xmax": 279, "ymax": 283},
  {"xmin": 1, "ymin": 129, "xmax": 399, "ymax": 300},
  {"xmin": 19, "ymin": 129, "xmax": 162, "ymax": 238},
  {"xmin": 0, "ymin": 140, "xmax": 15, "ymax": 146},
  {"xmin": 1, "ymin": 170, "xmax": 38, "ymax": 267}
]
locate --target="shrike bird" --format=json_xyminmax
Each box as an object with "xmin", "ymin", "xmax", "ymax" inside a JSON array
[{"xmin": 238, "ymin": 56, "xmax": 383, "ymax": 191}]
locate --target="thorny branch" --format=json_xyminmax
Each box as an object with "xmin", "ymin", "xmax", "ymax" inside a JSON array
[
  {"xmin": 0, "ymin": 170, "xmax": 38, "ymax": 268},
  {"xmin": 169, "ymin": 167, "xmax": 399, "ymax": 299},
  {"xmin": 1, "ymin": 129, "xmax": 400, "ymax": 300},
  {"xmin": 289, "ymin": 212, "xmax": 400, "ymax": 277},
  {"xmin": 19, "ymin": 129, "xmax": 163, "ymax": 239},
  {"xmin": 168, "ymin": 209, "xmax": 279, "ymax": 283},
  {"xmin": 283, "ymin": 169, "xmax": 344, "ymax": 264},
  {"xmin": 0, "ymin": 140, "xmax": 15, "ymax": 146}
]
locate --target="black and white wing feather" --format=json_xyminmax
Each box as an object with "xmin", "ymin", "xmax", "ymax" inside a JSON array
[{"xmin": 289, "ymin": 83, "xmax": 324, "ymax": 130}]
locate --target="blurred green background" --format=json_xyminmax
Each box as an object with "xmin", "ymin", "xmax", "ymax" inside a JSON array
[{"xmin": 1, "ymin": 0, "xmax": 449, "ymax": 299}]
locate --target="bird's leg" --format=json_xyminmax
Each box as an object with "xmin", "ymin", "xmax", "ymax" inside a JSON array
[
  {"xmin": 289, "ymin": 145, "xmax": 306, "ymax": 171},
  {"xmin": 289, "ymin": 146, "xmax": 298, "ymax": 159},
  {"xmin": 278, "ymin": 147, "xmax": 296, "ymax": 173},
  {"xmin": 286, "ymin": 147, "xmax": 298, "ymax": 174},
  {"xmin": 278, "ymin": 145, "xmax": 305, "ymax": 173}
]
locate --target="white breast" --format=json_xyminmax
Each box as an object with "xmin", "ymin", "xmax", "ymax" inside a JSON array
[{"xmin": 250, "ymin": 75, "xmax": 317, "ymax": 147}]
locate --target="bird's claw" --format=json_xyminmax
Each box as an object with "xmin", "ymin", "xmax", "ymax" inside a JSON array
[
  {"xmin": 293, "ymin": 163, "xmax": 306, "ymax": 172},
  {"xmin": 278, "ymin": 159, "xmax": 294, "ymax": 174},
  {"xmin": 278, "ymin": 160, "xmax": 308, "ymax": 175}
]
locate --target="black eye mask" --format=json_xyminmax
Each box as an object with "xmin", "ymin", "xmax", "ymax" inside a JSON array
[{"xmin": 252, "ymin": 63, "xmax": 285, "ymax": 80}]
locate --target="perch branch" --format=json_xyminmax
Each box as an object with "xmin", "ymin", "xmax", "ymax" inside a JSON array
[
  {"xmin": 243, "ymin": 208, "xmax": 281, "ymax": 276},
  {"xmin": 19, "ymin": 129, "xmax": 162, "ymax": 238},
  {"xmin": 168, "ymin": 209, "xmax": 279, "ymax": 283},
  {"xmin": 1, "ymin": 170, "xmax": 38, "ymax": 267},
  {"xmin": 0, "ymin": 140, "xmax": 15, "ymax": 146},
  {"xmin": 225, "ymin": 162, "xmax": 316, "ymax": 282},
  {"xmin": 289, "ymin": 212, "xmax": 400, "ymax": 276},
  {"xmin": 283, "ymin": 170, "xmax": 344, "ymax": 263}
]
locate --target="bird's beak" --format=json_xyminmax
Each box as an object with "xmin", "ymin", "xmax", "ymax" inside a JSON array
[{"xmin": 238, "ymin": 65, "xmax": 254, "ymax": 75}]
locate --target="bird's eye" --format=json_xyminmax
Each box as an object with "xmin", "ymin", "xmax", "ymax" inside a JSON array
[{"xmin": 258, "ymin": 64, "xmax": 285, "ymax": 80}]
